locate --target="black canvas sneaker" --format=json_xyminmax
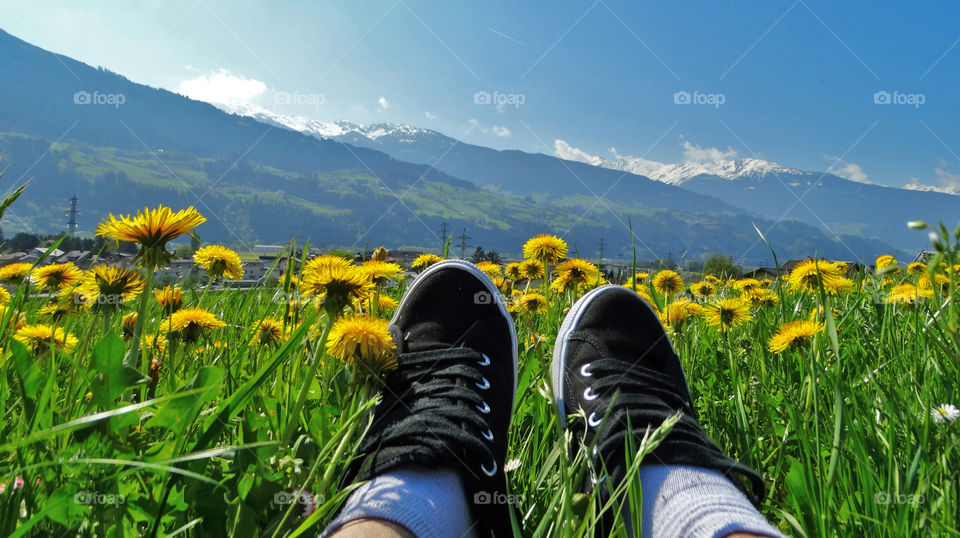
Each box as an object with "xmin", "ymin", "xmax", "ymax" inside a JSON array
[
  {"xmin": 552, "ymin": 286, "xmax": 766, "ymax": 513},
  {"xmin": 340, "ymin": 260, "xmax": 518, "ymax": 537}
]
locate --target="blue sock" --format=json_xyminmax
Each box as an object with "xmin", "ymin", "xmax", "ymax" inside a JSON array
[
  {"xmin": 324, "ymin": 465, "xmax": 477, "ymax": 538},
  {"xmin": 637, "ymin": 465, "xmax": 784, "ymax": 538}
]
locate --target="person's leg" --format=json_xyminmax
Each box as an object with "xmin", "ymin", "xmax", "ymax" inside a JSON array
[
  {"xmin": 552, "ymin": 285, "xmax": 784, "ymax": 537},
  {"xmin": 323, "ymin": 261, "xmax": 518, "ymax": 537}
]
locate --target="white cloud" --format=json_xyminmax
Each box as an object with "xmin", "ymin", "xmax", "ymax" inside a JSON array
[
  {"xmin": 681, "ymin": 140, "xmax": 737, "ymax": 163},
  {"xmin": 554, "ymin": 140, "xmax": 605, "ymax": 166},
  {"xmin": 825, "ymin": 156, "xmax": 870, "ymax": 184},
  {"xmin": 424, "ymin": 112, "xmax": 437, "ymax": 120},
  {"xmin": 490, "ymin": 125, "xmax": 511, "ymax": 137},
  {"xmin": 177, "ymin": 69, "xmax": 266, "ymax": 107},
  {"xmin": 377, "ymin": 96, "xmax": 390, "ymax": 111},
  {"xmin": 935, "ymin": 160, "xmax": 960, "ymax": 188}
]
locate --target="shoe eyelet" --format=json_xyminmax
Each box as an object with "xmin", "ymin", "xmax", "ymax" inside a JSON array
[
  {"xmin": 478, "ymin": 353, "xmax": 490, "ymax": 366},
  {"xmin": 588, "ymin": 412, "xmax": 602, "ymax": 427},
  {"xmin": 580, "ymin": 363, "xmax": 592, "ymax": 377},
  {"xmin": 583, "ymin": 387, "xmax": 598, "ymax": 401},
  {"xmin": 476, "ymin": 377, "xmax": 490, "ymax": 390},
  {"xmin": 482, "ymin": 428, "xmax": 494, "ymax": 441},
  {"xmin": 481, "ymin": 460, "xmax": 497, "ymax": 476},
  {"xmin": 477, "ymin": 401, "xmax": 490, "ymax": 414}
]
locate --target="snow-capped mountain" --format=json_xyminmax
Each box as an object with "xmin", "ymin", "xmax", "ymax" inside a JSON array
[
  {"xmin": 222, "ymin": 106, "xmax": 960, "ymax": 251},
  {"xmin": 225, "ymin": 103, "xmax": 435, "ymax": 143},
  {"xmin": 903, "ymin": 181, "xmax": 960, "ymax": 196},
  {"xmin": 553, "ymin": 139, "xmax": 802, "ymax": 184}
]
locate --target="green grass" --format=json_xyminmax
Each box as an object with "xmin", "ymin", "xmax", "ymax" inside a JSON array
[{"xmin": 1, "ymin": 229, "xmax": 958, "ymax": 537}]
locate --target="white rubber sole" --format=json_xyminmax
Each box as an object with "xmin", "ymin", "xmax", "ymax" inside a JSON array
[{"xmin": 391, "ymin": 259, "xmax": 519, "ymax": 406}]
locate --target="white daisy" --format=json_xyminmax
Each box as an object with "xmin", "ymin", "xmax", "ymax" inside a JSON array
[
  {"xmin": 504, "ymin": 458, "xmax": 522, "ymax": 473},
  {"xmin": 931, "ymin": 403, "xmax": 959, "ymax": 423}
]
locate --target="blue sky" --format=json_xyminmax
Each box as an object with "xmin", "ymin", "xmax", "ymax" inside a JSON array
[{"xmin": 1, "ymin": 0, "xmax": 959, "ymax": 189}]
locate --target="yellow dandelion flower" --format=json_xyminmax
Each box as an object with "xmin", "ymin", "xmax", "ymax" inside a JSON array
[
  {"xmin": 0, "ymin": 286, "xmax": 9, "ymax": 304},
  {"xmin": 369, "ymin": 294, "xmax": 399, "ymax": 312},
  {"xmin": 875, "ymin": 255, "xmax": 898, "ymax": 269},
  {"xmin": 504, "ymin": 262, "xmax": 522, "ymax": 280},
  {"xmin": 787, "ymin": 259, "xmax": 851, "ymax": 294},
  {"xmin": 517, "ymin": 293, "xmax": 547, "ymax": 315},
  {"xmin": 885, "ymin": 283, "xmax": 933, "ymax": 305},
  {"xmin": 768, "ymin": 320, "xmax": 824, "ymax": 353},
  {"xmin": 304, "ymin": 254, "xmax": 352, "ymax": 275},
  {"xmin": 14, "ymin": 324, "xmax": 78, "ymax": 353},
  {"xmin": 141, "ymin": 333, "xmax": 167, "ymax": 354},
  {"xmin": 162, "ymin": 307, "xmax": 226, "ymax": 342},
  {"xmin": 0, "ymin": 263, "xmax": 33, "ymax": 285},
  {"xmin": 919, "ymin": 273, "xmax": 950, "ymax": 295},
  {"xmin": 411, "ymin": 254, "xmax": 443, "ymax": 271},
  {"xmin": 652, "ymin": 270, "xmax": 684, "ymax": 296},
  {"xmin": 326, "ymin": 314, "xmax": 397, "ymax": 374},
  {"xmin": 551, "ymin": 259, "xmax": 600, "ymax": 293},
  {"xmin": 300, "ymin": 264, "xmax": 373, "ymax": 313},
  {"xmin": 475, "ymin": 261, "xmax": 502, "ymax": 279},
  {"xmin": 623, "ymin": 272, "xmax": 650, "ymax": 289},
  {"xmin": 154, "ymin": 285, "xmax": 183, "ymax": 314},
  {"xmin": 79, "ymin": 265, "xmax": 144, "ymax": 310},
  {"xmin": 361, "ymin": 260, "xmax": 403, "ymax": 284},
  {"xmin": 907, "ymin": 261, "xmax": 927, "ymax": 275},
  {"xmin": 38, "ymin": 299, "xmax": 77, "ymax": 321},
  {"xmin": 745, "ymin": 287, "xmax": 779, "ymax": 307},
  {"xmin": 193, "ymin": 245, "xmax": 244, "ymax": 280},
  {"xmin": 689, "ymin": 281, "xmax": 716, "ymax": 298},
  {"xmin": 518, "ymin": 259, "xmax": 545, "ymax": 280},
  {"xmin": 250, "ymin": 317, "xmax": 285, "ymax": 347},
  {"xmin": 30, "ymin": 263, "xmax": 83, "ymax": 290},
  {"xmin": 122, "ymin": 312, "xmax": 138, "ymax": 339},
  {"xmin": 733, "ymin": 278, "xmax": 762, "ymax": 292},
  {"xmin": 522, "ymin": 234, "xmax": 568, "ymax": 265},
  {"xmin": 0, "ymin": 305, "xmax": 26, "ymax": 331},
  {"xmin": 703, "ymin": 274, "xmax": 722, "ymax": 284},
  {"xmin": 96, "ymin": 205, "xmax": 206, "ymax": 268},
  {"xmin": 703, "ymin": 297, "xmax": 752, "ymax": 332},
  {"xmin": 660, "ymin": 298, "xmax": 701, "ymax": 326}
]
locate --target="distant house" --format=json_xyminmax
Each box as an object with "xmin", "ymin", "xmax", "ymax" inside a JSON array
[{"xmin": 739, "ymin": 267, "xmax": 779, "ymax": 279}]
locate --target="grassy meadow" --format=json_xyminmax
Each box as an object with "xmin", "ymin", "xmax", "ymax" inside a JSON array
[{"xmin": 0, "ymin": 204, "xmax": 958, "ymax": 537}]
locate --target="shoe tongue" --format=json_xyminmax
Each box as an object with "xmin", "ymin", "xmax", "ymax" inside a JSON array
[{"xmin": 572, "ymin": 327, "xmax": 669, "ymax": 372}]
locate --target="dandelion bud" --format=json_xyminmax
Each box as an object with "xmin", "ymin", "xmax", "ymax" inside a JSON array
[
  {"xmin": 907, "ymin": 220, "xmax": 928, "ymax": 230},
  {"xmin": 929, "ymin": 232, "xmax": 947, "ymax": 252},
  {"xmin": 371, "ymin": 246, "xmax": 388, "ymax": 262}
]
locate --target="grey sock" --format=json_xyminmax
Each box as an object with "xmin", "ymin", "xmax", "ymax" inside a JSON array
[
  {"xmin": 638, "ymin": 465, "xmax": 784, "ymax": 538},
  {"xmin": 323, "ymin": 465, "xmax": 477, "ymax": 538}
]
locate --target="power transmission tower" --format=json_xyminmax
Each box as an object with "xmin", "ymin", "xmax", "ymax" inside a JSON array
[
  {"xmin": 457, "ymin": 228, "xmax": 470, "ymax": 259},
  {"xmin": 598, "ymin": 238, "xmax": 605, "ymax": 260},
  {"xmin": 65, "ymin": 194, "xmax": 80, "ymax": 234},
  {"xmin": 440, "ymin": 222, "xmax": 449, "ymax": 242}
]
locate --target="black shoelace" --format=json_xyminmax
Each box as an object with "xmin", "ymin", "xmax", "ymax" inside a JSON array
[
  {"xmin": 357, "ymin": 347, "xmax": 500, "ymax": 478},
  {"xmin": 581, "ymin": 357, "xmax": 766, "ymax": 504}
]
